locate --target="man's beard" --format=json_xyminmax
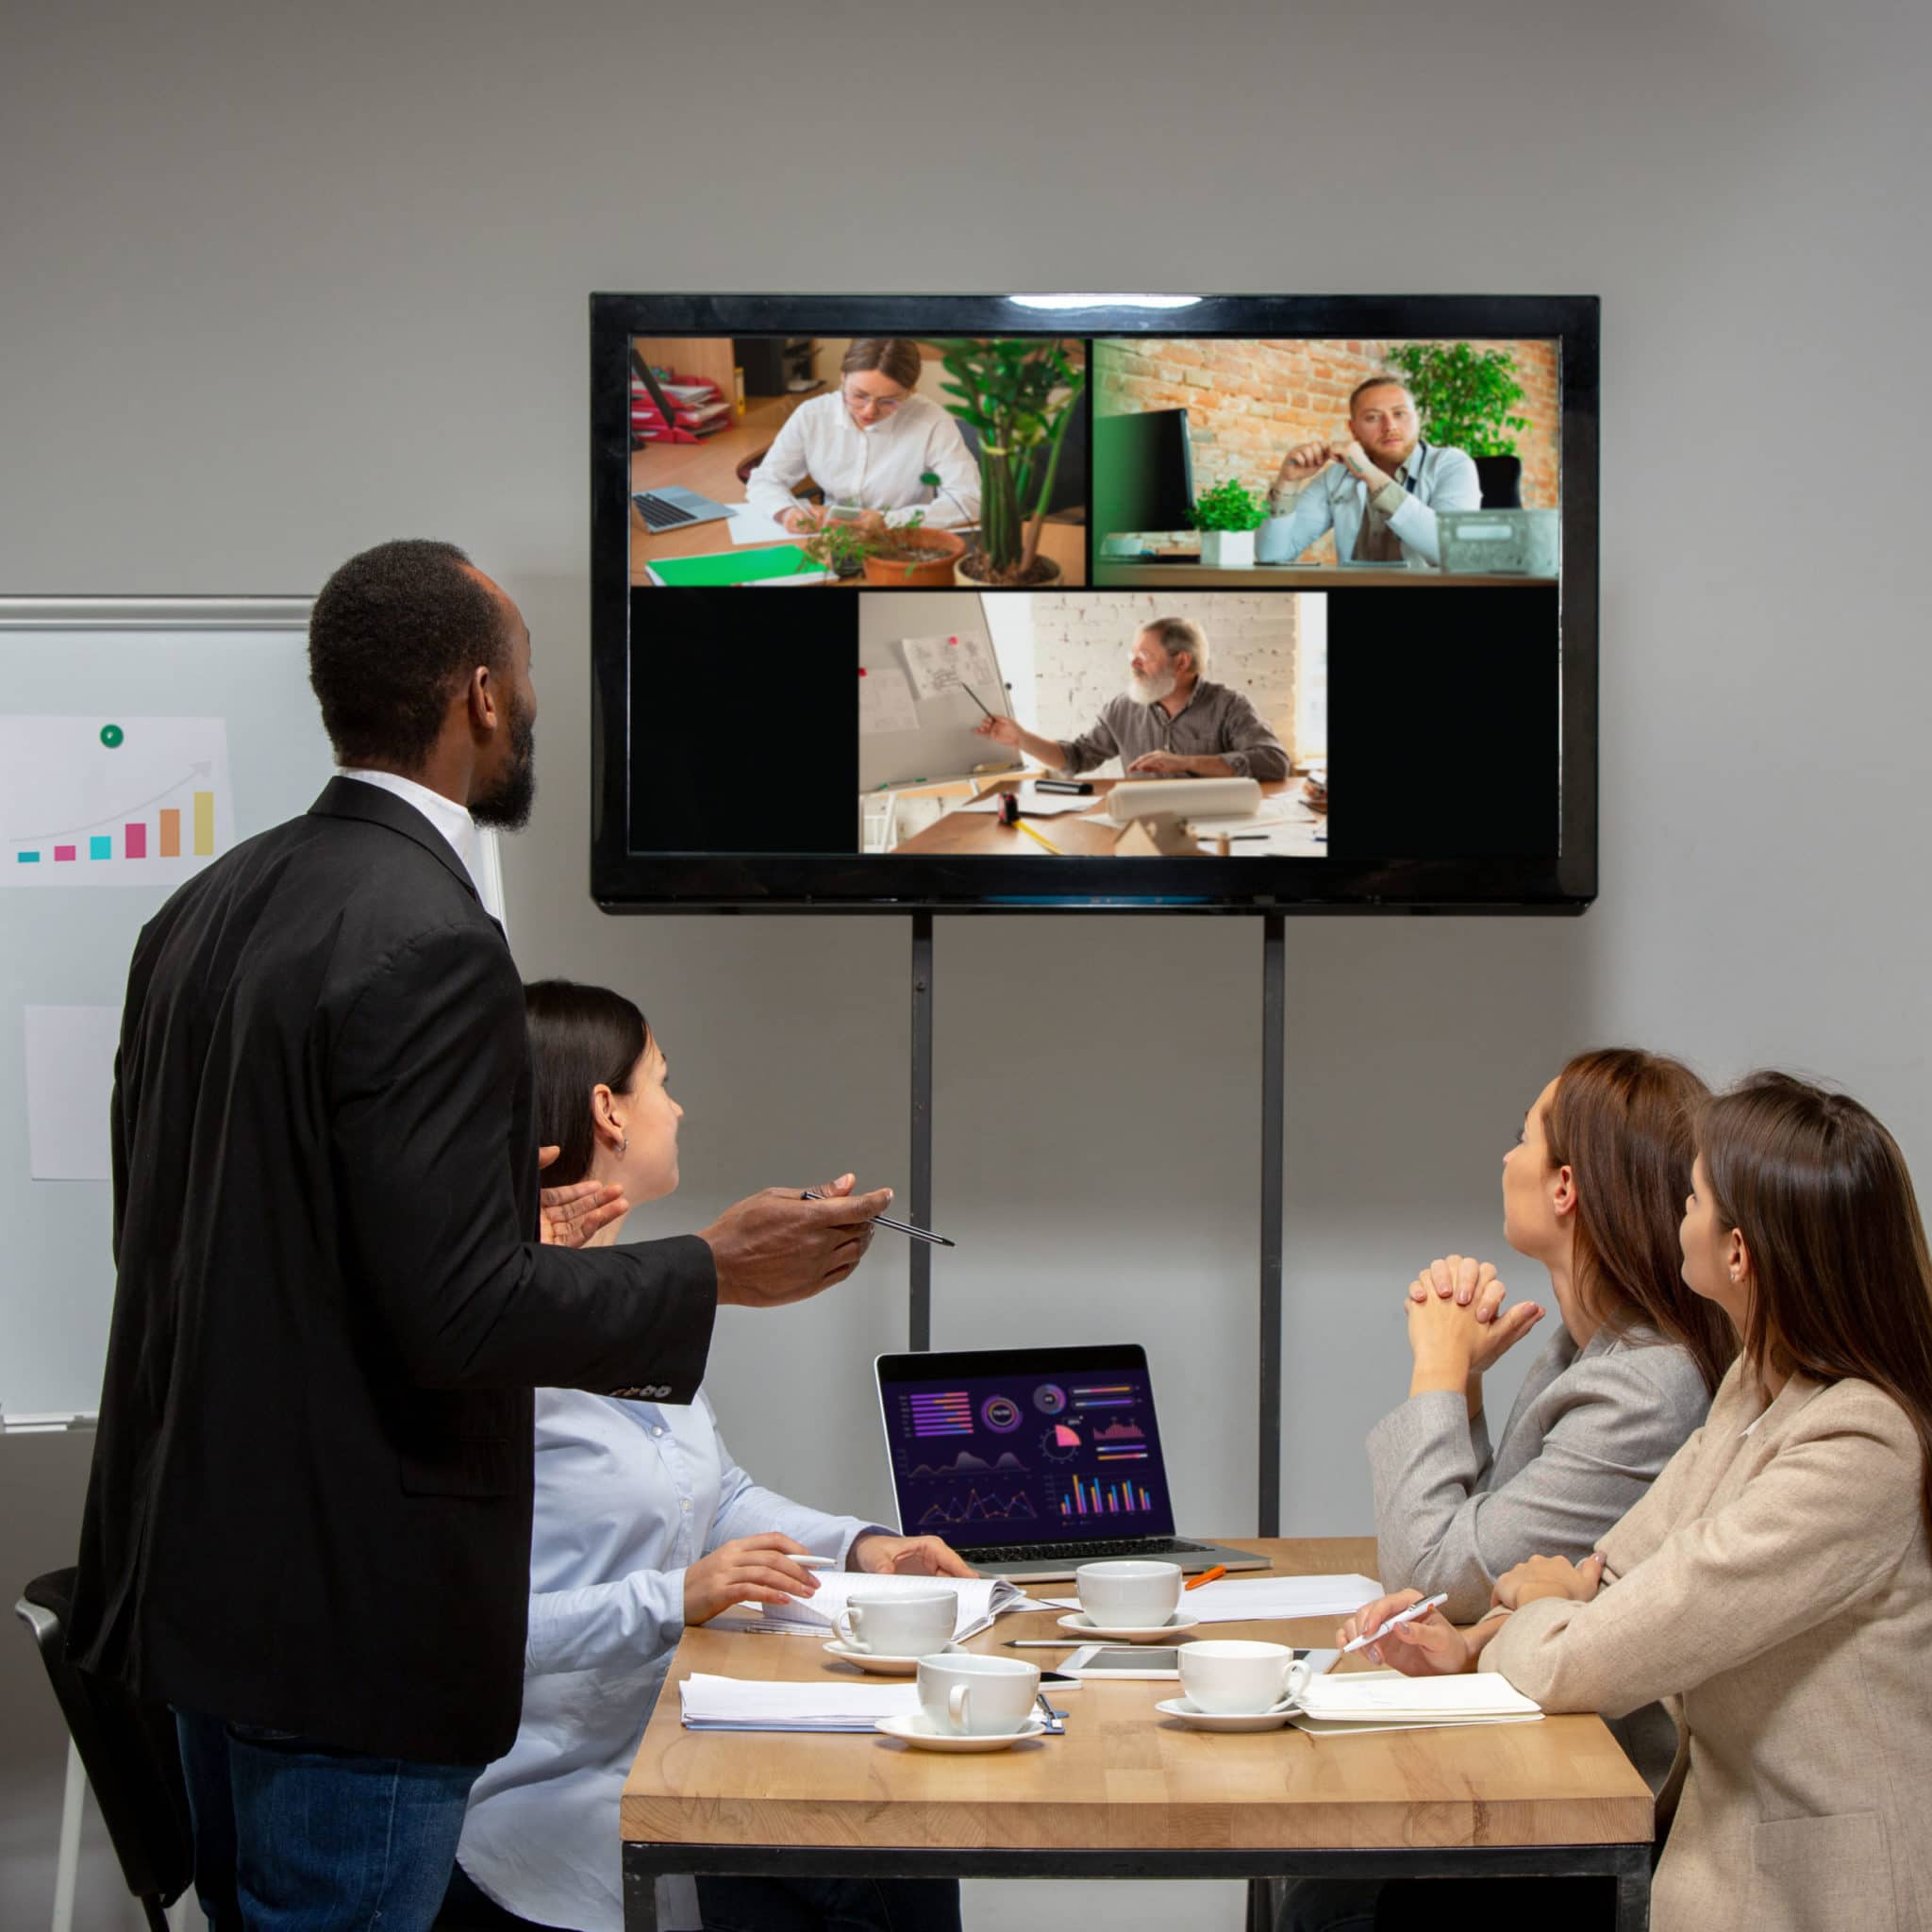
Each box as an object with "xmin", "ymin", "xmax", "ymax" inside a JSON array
[
  {"xmin": 1127, "ymin": 667, "xmax": 1176, "ymax": 706},
  {"xmin": 472, "ymin": 697, "xmax": 536, "ymax": 830}
]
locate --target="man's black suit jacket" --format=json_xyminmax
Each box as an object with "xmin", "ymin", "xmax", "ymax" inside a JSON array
[{"xmin": 68, "ymin": 779, "xmax": 717, "ymax": 1764}]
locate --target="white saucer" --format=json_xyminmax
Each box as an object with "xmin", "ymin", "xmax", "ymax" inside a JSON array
[
  {"xmin": 1155, "ymin": 1695, "xmax": 1297, "ymax": 1733},
  {"xmin": 1056, "ymin": 1610, "xmax": 1201, "ymax": 1644},
  {"xmin": 875, "ymin": 1713, "xmax": 1050, "ymax": 1753},
  {"xmin": 822, "ymin": 1639, "xmax": 961, "ymax": 1676}
]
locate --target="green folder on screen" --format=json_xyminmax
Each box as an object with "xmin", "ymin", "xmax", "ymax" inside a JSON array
[{"xmin": 644, "ymin": 545, "xmax": 828, "ymax": 588}]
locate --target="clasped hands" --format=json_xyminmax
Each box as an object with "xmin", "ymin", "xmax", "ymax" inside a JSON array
[
  {"xmin": 1405, "ymin": 1253, "xmax": 1544, "ymax": 1388},
  {"xmin": 1335, "ymin": 1554, "xmax": 1607, "ymax": 1678},
  {"xmin": 683, "ymin": 1528, "xmax": 976, "ymax": 1626}
]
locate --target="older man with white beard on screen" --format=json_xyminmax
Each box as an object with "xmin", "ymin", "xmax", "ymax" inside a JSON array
[{"xmin": 971, "ymin": 615, "xmax": 1290, "ymax": 782}]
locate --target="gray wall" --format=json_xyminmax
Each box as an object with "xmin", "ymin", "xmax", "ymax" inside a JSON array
[{"xmin": 4, "ymin": 2, "xmax": 1928, "ymax": 1925}]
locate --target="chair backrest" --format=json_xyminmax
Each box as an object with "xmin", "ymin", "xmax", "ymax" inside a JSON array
[{"xmin": 15, "ymin": 1568, "xmax": 193, "ymax": 1914}]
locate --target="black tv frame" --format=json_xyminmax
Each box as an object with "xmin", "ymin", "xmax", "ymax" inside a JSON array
[{"xmin": 591, "ymin": 292, "xmax": 1598, "ymax": 916}]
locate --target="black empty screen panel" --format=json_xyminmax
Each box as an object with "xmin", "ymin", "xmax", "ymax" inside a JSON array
[{"xmin": 627, "ymin": 591, "xmax": 857, "ymax": 855}]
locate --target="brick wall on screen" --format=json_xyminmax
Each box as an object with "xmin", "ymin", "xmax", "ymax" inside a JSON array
[
  {"xmin": 1095, "ymin": 339, "xmax": 1561, "ymax": 558},
  {"xmin": 1029, "ymin": 591, "xmax": 1301, "ymax": 771}
]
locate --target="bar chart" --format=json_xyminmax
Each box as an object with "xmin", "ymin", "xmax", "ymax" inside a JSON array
[
  {"xmin": 4, "ymin": 717, "xmax": 233, "ymax": 890},
  {"xmin": 1058, "ymin": 1477, "xmax": 1156, "ymax": 1519}
]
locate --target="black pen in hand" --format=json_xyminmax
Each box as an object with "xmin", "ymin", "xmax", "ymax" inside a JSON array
[{"xmin": 801, "ymin": 1188, "xmax": 956, "ymax": 1248}]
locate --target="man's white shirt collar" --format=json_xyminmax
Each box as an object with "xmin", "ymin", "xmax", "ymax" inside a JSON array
[{"xmin": 336, "ymin": 768, "xmax": 502, "ymax": 920}]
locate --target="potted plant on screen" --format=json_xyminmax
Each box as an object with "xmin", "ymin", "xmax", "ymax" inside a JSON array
[
  {"xmin": 930, "ymin": 339, "xmax": 1086, "ymax": 586},
  {"xmin": 798, "ymin": 511, "xmax": 968, "ymax": 588},
  {"xmin": 1191, "ymin": 477, "xmax": 1268, "ymax": 568},
  {"xmin": 1383, "ymin": 341, "xmax": 1532, "ymax": 508}
]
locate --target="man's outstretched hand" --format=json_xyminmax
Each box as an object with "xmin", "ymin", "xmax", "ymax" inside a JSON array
[{"xmin": 699, "ymin": 1172, "xmax": 891, "ymax": 1307}]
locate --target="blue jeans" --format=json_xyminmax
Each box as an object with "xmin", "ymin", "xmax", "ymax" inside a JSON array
[{"xmin": 175, "ymin": 1711, "xmax": 481, "ymax": 1932}]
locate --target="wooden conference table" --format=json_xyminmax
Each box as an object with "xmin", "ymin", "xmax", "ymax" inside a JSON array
[
  {"xmin": 891, "ymin": 775, "xmax": 1297, "ymax": 857},
  {"xmin": 630, "ymin": 396, "xmax": 1087, "ymax": 586},
  {"xmin": 621, "ymin": 1537, "xmax": 1654, "ymax": 1931}
]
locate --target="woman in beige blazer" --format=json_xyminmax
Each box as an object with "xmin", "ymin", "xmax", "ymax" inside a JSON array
[{"xmin": 1342, "ymin": 1073, "xmax": 1932, "ymax": 1932}]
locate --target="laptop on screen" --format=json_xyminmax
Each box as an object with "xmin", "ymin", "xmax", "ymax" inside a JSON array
[{"xmin": 874, "ymin": 1343, "xmax": 1268, "ymax": 1582}]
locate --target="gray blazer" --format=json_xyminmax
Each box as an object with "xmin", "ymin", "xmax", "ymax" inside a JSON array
[{"xmin": 1367, "ymin": 1323, "xmax": 1713, "ymax": 1790}]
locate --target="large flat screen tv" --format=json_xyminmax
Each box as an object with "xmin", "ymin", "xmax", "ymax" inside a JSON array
[{"xmin": 590, "ymin": 293, "xmax": 1597, "ymax": 913}]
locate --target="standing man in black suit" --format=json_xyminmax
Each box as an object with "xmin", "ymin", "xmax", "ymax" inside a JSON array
[{"xmin": 68, "ymin": 540, "xmax": 890, "ymax": 1931}]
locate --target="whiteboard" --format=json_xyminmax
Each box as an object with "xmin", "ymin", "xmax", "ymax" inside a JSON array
[
  {"xmin": 857, "ymin": 591, "xmax": 1022, "ymax": 792},
  {"xmin": 0, "ymin": 598, "xmax": 504, "ymax": 1421}
]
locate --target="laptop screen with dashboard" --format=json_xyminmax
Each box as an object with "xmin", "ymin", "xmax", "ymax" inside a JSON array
[{"xmin": 875, "ymin": 1343, "xmax": 1176, "ymax": 1546}]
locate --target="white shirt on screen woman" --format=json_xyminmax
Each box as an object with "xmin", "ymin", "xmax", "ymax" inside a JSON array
[{"xmin": 742, "ymin": 391, "xmax": 982, "ymax": 528}]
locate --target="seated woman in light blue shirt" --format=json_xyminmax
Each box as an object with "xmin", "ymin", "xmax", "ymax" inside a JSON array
[{"xmin": 447, "ymin": 980, "xmax": 971, "ymax": 1932}]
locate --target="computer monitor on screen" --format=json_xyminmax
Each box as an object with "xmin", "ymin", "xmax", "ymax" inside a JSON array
[{"xmin": 1093, "ymin": 407, "xmax": 1194, "ymax": 543}]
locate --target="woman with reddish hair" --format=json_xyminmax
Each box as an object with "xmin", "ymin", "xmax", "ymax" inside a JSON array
[{"xmin": 1344, "ymin": 1074, "xmax": 1932, "ymax": 1931}]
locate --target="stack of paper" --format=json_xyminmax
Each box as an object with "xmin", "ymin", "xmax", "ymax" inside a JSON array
[
  {"xmin": 1041, "ymin": 1574, "xmax": 1383, "ymax": 1624},
  {"xmin": 1290, "ymin": 1671, "xmax": 1542, "ymax": 1737},
  {"xmin": 954, "ymin": 783, "xmax": 1099, "ymax": 818},
  {"xmin": 728, "ymin": 1573, "xmax": 1033, "ymax": 1643},
  {"xmin": 679, "ymin": 1674, "xmax": 922, "ymax": 1733}
]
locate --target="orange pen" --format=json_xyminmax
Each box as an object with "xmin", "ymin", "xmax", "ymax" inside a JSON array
[{"xmin": 1185, "ymin": 1564, "xmax": 1228, "ymax": 1591}]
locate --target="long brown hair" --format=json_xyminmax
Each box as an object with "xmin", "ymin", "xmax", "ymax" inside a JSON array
[
  {"xmin": 1700, "ymin": 1072, "xmax": 1932, "ymax": 1545},
  {"xmin": 524, "ymin": 979, "xmax": 649, "ymax": 1188},
  {"xmin": 1544, "ymin": 1047, "xmax": 1736, "ymax": 1394}
]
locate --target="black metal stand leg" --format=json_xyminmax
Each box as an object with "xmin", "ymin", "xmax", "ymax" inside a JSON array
[
  {"xmin": 1258, "ymin": 912, "xmax": 1285, "ymax": 1537},
  {"xmin": 1245, "ymin": 1874, "xmax": 1280, "ymax": 1932},
  {"xmin": 910, "ymin": 911, "xmax": 935, "ymax": 1352},
  {"xmin": 1612, "ymin": 1846, "xmax": 1651, "ymax": 1932},
  {"xmin": 622, "ymin": 1858, "xmax": 663, "ymax": 1932}
]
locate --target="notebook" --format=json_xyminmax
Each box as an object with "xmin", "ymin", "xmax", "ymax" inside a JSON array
[
  {"xmin": 643, "ymin": 544, "xmax": 829, "ymax": 588},
  {"xmin": 1289, "ymin": 1670, "xmax": 1542, "ymax": 1736},
  {"xmin": 723, "ymin": 1572, "xmax": 1031, "ymax": 1642}
]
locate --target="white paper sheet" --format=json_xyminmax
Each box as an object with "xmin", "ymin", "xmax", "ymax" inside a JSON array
[
  {"xmin": 858, "ymin": 667, "xmax": 921, "ymax": 737},
  {"xmin": 23, "ymin": 1006, "xmax": 119, "ymax": 1180},
  {"xmin": 899, "ymin": 633, "xmax": 1001, "ymax": 706},
  {"xmin": 1041, "ymin": 1573, "xmax": 1384, "ymax": 1624},
  {"xmin": 724, "ymin": 503, "xmax": 795, "ymax": 546},
  {"xmin": 680, "ymin": 1674, "xmax": 922, "ymax": 1732},
  {"xmin": 3, "ymin": 715, "xmax": 234, "ymax": 889}
]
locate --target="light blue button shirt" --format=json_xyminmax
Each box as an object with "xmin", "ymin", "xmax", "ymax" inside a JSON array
[
  {"xmin": 1256, "ymin": 440, "xmax": 1482, "ymax": 569},
  {"xmin": 456, "ymin": 1387, "xmax": 884, "ymax": 1932}
]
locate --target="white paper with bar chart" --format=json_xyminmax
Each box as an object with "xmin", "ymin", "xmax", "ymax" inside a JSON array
[{"xmin": 2, "ymin": 715, "xmax": 233, "ymax": 888}]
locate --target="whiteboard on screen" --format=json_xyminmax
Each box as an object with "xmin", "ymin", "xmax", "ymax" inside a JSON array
[
  {"xmin": 0, "ymin": 598, "xmax": 505, "ymax": 1422},
  {"xmin": 857, "ymin": 590, "xmax": 1021, "ymax": 792}
]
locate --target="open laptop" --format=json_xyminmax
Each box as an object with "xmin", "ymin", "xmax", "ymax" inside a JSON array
[{"xmin": 874, "ymin": 1343, "xmax": 1269, "ymax": 1582}]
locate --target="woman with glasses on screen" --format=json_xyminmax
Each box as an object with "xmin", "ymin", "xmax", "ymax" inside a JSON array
[
  {"xmin": 741, "ymin": 337, "xmax": 980, "ymax": 536},
  {"xmin": 441, "ymin": 980, "xmax": 969, "ymax": 1932},
  {"xmin": 1335, "ymin": 1074, "xmax": 1932, "ymax": 1932}
]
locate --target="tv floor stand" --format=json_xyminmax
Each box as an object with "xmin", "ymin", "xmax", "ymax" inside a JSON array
[{"xmin": 904, "ymin": 910, "xmax": 1285, "ymax": 1537}]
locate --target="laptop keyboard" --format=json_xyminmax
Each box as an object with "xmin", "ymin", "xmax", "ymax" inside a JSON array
[
  {"xmin": 958, "ymin": 1537, "xmax": 1211, "ymax": 1564},
  {"xmin": 633, "ymin": 493, "xmax": 697, "ymax": 530}
]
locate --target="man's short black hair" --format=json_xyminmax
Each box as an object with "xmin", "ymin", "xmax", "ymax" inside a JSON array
[{"xmin": 308, "ymin": 540, "xmax": 513, "ymax": 768}]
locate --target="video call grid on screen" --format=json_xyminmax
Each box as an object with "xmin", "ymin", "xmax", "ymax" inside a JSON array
[
  {"xmin": 878, "ymin": 1357, "xmax": 1176, "ymax": 1543},
  {"xmin": 590, "ymin": 294, "xmax": 1598, "ymax": 912}
]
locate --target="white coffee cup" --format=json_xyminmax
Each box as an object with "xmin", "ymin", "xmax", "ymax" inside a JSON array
[
  {"xmin": 1178, "ymin": 1640, "xmax": 1312, "ymax": 1714},
  {"xmin": 1074, "ymin": 1559, "xmax": 1182, "ymax": 1628},
  {"xmin": 916, "ymin": 1653, "xmax": 1040, "ymax": 1736},
  {"xmin": 833, "ymin": 1588, "xmax": 957, "ymax": 1657}
]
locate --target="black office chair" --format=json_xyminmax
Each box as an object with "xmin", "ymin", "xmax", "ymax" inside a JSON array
[{"xmin": 14, "ymin": 1568, "xmax": 194, "ymax": 1932}]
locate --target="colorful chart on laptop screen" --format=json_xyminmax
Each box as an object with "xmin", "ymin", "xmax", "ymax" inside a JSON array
[{"xmin": 886, "ymin": 1366, "xmax": 1174, "ymax": 1540}]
